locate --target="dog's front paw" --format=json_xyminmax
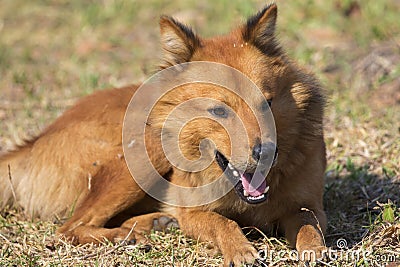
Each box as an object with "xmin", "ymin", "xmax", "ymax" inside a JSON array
[{"xmin": 222, "ymin": 241, "xmax": 258, "ymax": 267}]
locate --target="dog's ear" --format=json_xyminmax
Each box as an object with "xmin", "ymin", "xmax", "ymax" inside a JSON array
[
  {"xmin": 159, "ymin": 16, "xmax": 201, "ymax": 69},
  {"xmin": 243, "ymin": 3, "xmax": 280, "ymax": 55}
]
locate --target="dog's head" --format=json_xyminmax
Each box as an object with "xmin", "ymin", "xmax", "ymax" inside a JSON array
[
  {"xmin": 147, "ymin": 4, "xmax": 324, "ymax": 205},
  {"xmin": 149, "ymin": 81, "xmax": 277, "ymax": 204}
]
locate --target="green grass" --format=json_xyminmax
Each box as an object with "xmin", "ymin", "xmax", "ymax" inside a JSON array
[{"xmin": 1, "ymin": 0, "xmax": 399, "ymax": 266}]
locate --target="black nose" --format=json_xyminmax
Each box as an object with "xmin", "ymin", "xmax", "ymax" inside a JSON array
[{"xmin": 252, "ymin": 142, "xmax": 278, "ymax": 162}]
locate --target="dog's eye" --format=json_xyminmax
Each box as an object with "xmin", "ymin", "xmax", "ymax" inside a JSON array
[
  {"xmin": 208, "ymin": 106, "xmax": 228, "ymax": 118},
  {"xmin": 261, "ymin": 98, "xmax": 273, "ymax": 111}
]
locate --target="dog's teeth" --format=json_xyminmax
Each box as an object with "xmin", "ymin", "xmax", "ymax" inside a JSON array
[
  {"xmin": 248, "ymin": 194, "xmax": 265, "ymax": 201},
  {"xmin": 228, "ymin": 163, "xmax": 234, "ymax": 169},
  {"xmin": 243, "ymin": 190, "xmax": 249, "ymax": 197},
  {"xmin": 264, "ymin": 186, "xmax": 270, "ymax": 194},
  {"xmin": 232, "ymin": 170, "xmax": 239, "ymax": 177}
]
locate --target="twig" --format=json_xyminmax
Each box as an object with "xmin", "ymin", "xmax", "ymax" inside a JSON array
[
  {"xmin": 242, "ymin": 226, "xmax": 277, "ymax": 247},
  {"xmin": 7, "ymin": 164, "xmax": 17, "ymax": 203},
  {"xmin": 301, "ymin": 207, "xmax": 326, "ymax": 247},
  {"xmin": 0, "ymin": 233, "xmax": 12, "ymax": 244},
  {"xmin": 81, "ymin": 221, "xmax": 138, "ymax": 260}
]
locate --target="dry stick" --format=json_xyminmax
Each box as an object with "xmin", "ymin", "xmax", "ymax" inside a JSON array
[
  {"xmin": 242, "ymin": 226, "xmax": 271, "ymax": 247},
  {"xmin": 8, "ymin": 164, "xmax": 17, "ymax": 203},
  {"xmin": 301, "ymin": 207, "xmax": 326, "ymax": 247},
  {"xmin": 81, "ymin": 221, "xmax": 138, "ymax": 260},
  {"xmin": 0, "ymin": 233, "xmax": 12, "ymax": 243},
  {"xmin": 241, "ymin": 226, "xmax": 275, "ymax": 265},
  {"xmin": 300, "ymin": 207, "xmax": 330, "ymax": 265}
]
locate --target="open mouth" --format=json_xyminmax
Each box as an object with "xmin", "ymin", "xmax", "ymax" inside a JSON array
[{"xmin": 215, "ymin": 151, "xmax": 271, "ymax": 204}]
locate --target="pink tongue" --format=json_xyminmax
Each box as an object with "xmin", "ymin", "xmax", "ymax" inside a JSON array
[{"xmin": 241, "ymin": 172, "xmax": 266, "ymax": 197}]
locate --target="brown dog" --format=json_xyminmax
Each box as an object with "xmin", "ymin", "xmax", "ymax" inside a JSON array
[{"xmin": 0, "ymin": 4, "xmax": 326, "ymax": 266}]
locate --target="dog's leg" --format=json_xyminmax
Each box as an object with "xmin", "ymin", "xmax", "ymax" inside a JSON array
[
  {"xmin": 174, "ymin": 209, "xmax": 258, "ymax": 267},
  {"xmin": 281, "ymin": 208, "xmax": 327, "ymax": 261},
  {"xmin": 59, "ymin": 210, "xmax": 178, "ymax": 245},
  {"xmin": 57, "ymin": 162, "xmax": 172, "ymax": 245},
  {"xmin": 57, "ymin": 169, "xmax": 143, "ymax": 244},
  {"xmin": 120, "ymin": 212, "xmax": 179, "ymax": 233}
]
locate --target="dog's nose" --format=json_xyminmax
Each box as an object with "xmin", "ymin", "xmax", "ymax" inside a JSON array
[{"xmin": 252, "ymin": 142, "xmax": 278, "ymax": 162}]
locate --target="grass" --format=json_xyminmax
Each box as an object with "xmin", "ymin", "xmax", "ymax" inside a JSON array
[{"xmin": 1, "ymin": 0, "xmax": 399, "ymax": 266}]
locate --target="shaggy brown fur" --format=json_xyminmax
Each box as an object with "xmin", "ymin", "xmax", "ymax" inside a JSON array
[{"xmin": 0, "ymin": 4, "xmax": 326, "ymax": 266}]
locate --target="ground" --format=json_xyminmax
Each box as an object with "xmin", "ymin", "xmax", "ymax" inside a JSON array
[{"xmin": 0, "ymin": 1, "xmax": 399, "ymax": 266}]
